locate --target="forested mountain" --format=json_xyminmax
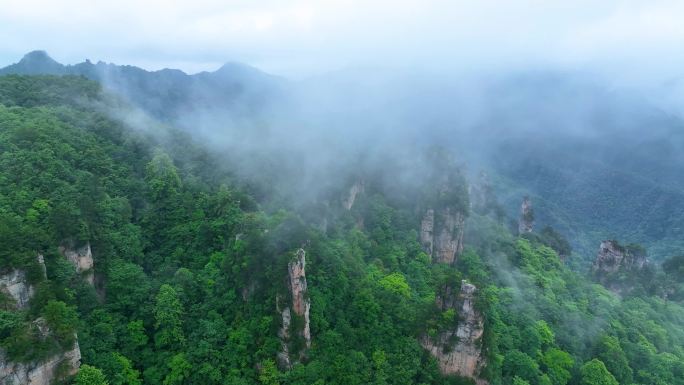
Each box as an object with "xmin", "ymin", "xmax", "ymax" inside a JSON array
[
  {"xmin": 4, "ymin": 52, "xmax": 683, "ymax": 262},
  {"xmin": 0, "ymin": 51, "xmax": 285, "ymax": 122},
  {"xmin": 472, "ymin": 74, "xmax": 684, "ymax": 262},
  {"xmin": 0, "ymin": 54, "xmax": 683, "ymax": 385}
]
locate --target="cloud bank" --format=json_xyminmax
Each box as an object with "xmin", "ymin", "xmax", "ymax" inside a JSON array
[{"xmin": 1, "ymin": 0, "xmax": 684, "ymax": 81}]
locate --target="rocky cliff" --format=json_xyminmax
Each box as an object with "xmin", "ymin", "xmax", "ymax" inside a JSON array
[
  {"xmin": 287, "ymin": 250, "xmax": 311, "ymax": 341},
  {"xmin": 0, "ymin": 342, "xmax": 81, "ymax": 385},
  {"xmin": 342, "ymin": 180, "xmax": 364, "ymax": 210},
  {"xmin": 277, "ymin": 248, "xmax": 311, "ymax": 368},
  {"xmin": 59, "ymin": 242, "xmax": 94, "ymax": 285},
  {"xmin": 0, "ymin": 270, "xmax": 35, "ymax": 310},
  {"xmin": 0, "ymin": 256, "xmax": 46, "ymax": 310},
  {"xmin": 420, "ymin": 208, "xmax": 465, "ymax": 265},
  {"xmin": 420, "ymin": 209, "xmax": 435, "ymax": 256},
  {"xmin": 518, "ymin": 196, "xmax": 534, "ymax": 234},
  {"xmin": 422, "ymin": 280, "xmax": 486, "ymax": 383},
  {"xmin": 592, "ymin": 240, "xmax": 648, "ymax": 273},
  {"xmin": 1, "ymin": 253, "xmax": 82, "ymax": 384}
]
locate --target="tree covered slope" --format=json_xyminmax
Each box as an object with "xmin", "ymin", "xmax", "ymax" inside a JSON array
[
  {"xmin": 1, "ymin": 75, "xmax": 684, "ymax": 385},
  {"xmin": 4, "ymin": 53, "xmax": 684, "ymax": 265}
]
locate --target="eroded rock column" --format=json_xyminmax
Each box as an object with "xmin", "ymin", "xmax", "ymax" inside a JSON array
[
  {"xmin": 277, "ymin": 248, "xmax": 311, "ymax": 368},
  {"xmin": 422, "ymin": 280, "xmax": 486, "ymax": 383},
  {"xmin": 518, "ymin": 196, "xmax": 534, "ymax": 234},
  {"xmin": 421, "ymin": 208, "xmax": 465, "ymax": 265}
]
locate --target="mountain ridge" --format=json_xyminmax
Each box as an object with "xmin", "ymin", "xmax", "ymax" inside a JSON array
[
  {"xmin": 0, "ymin": 50, "xmax": 285, "ymax": 122},
  {"xmin": 0, "ymin": 50, "xmax": 279, "ymax": 80}
]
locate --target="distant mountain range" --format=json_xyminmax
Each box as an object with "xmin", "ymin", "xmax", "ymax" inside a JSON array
[{"xmin": 0, "ymin": 50, "xmax": 285, "ymax": 121}]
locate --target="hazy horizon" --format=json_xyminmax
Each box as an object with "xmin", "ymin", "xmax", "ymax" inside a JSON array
[{"xmin": 2, "ymin": 0, "xmax": 684, "ymax": 83}]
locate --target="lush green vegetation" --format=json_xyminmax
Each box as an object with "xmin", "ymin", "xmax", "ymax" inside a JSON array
[
  {"xmin": 1, "ymin": 75, "xmax": 683, "ymax": 385},
  {"xmin": 491, "ymin": 137, "xmax": 684, "ymax": 262}
]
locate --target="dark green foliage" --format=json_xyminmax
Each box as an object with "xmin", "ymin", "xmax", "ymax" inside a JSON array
[
  {"xmin": 537, "ymin": 227, "xmax": 571, "ymax": 258},
  {"xmin": 154, "ymin": 285, "xmax": 185, "ymax": 349},
  {"xmin": 579, "ymin": 359, "xmax": 618, "ymax": 385},
  {"xmin": 492, "ymin": 127, "xmax": 684, "ymax": 261},
  {"xmin": 42, "ymin": 300, "xmax": 78, "ymax": 347},
  {"xmin": 74, "ymin": 364, "xmax": 110, "ymax": 385},
  {"xmin": 0, "ymin": 75, "xmax": 100, "ymax": 108},
  {"xmin": 593, "ymin": 335, "xmax": 632, "ymax": 384},
  {"xmin": 662, "ymin": 254, "xmax": 684, "ymax": 300},
  {"xmin": 663, "ymin": 254, "xmax": 684, "ymax": 280},
  {"xmin": 1, "ymin": 74, "xmax": 683, "ymax": 385}
]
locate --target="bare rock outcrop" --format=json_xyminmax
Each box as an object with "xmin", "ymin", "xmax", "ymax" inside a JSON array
[
  {"xmin": 421, "ymin": 208, "xmax": 465, "ymax": 265},
  {"xmin": 35, "ymin": 255, "xmax": 46, "ymax": 281},
  {"xmin": 288, "ymin": 250, "xmax": 311, "ymax": 340},
  {"xmin": 59, "ymin": 242, "xmax": 94, "ymax": 285},
  {"xmin": 276, "ymin": 305, "xmax": 292, "ymax": 368},
  {"xmin": 435, "ymin": 208, "xmax": 465, "ymax": 264},
  {"xmin": 342, "ymin": 180, "xmax": 364, "ymax": 210},
  {"xmin": 592, "ymin": 240, "xmax": 648, "ymax": 274},
  {"xmin": 420, "ymin": 209, "xmax": 435, "ymax": 256},
  {"xmin": 518, "ymin": 196, "xmax": 534, "ymax": 234},
  {"xmin": 1, "ymin": 255, "xmax": 81, "ymax": 384},
  {"xmin": 0, "ymin": 270, "xmax": 35, "ymax": 310},
  {"xmin": 278, "ymin": 249, "xmax": 311, "ymax": 369},
  {"xmin": 422, "ymin": 281, "xmax": 486, "ymax": 383},
  {"xmin": 418, "ymin": 155, "xmax": 469, "ymax": 265},
  {"xmin": 0, "ymin": 342, "xmax": 81, "ymax": 385},
  {"xmin": 0, "ymin": 256, "xmax": 46, "ymax": 310}
]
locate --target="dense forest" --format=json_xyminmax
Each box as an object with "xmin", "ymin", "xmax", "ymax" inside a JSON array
[{"xmin": 1, "ymin": 70, "xmax": 684, "ymax": 385}]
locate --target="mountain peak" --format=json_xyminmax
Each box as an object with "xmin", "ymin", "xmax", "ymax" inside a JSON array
[
  {"xmin": 213, "ymin": 61, "xmax": 279, "ymax": 79},
  {"xmin": 20, "ymin": 50, "xmax": 57, "ymax": 64},
  {"xmin": 0, "ymin": 50, "xmax": 65, "ymax": 75}
]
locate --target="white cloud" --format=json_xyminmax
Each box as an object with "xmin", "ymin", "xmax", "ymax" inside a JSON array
[{"xmin": 0, "ymin": 0, "xmax": 683, "ymax": 79}]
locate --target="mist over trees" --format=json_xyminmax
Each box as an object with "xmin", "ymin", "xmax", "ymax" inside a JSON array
[{"xmin": 0, "ymin": 46, "xmax": 683, "ymax": 385}]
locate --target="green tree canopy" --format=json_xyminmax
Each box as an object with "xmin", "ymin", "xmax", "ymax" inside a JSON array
[
  {"xmin": 75, "ymin": 365, "xmax": 109, "ymax": 385},
  {"xmin": 580, "ymin": 359, "xmax": 619, "ymax": 385}
]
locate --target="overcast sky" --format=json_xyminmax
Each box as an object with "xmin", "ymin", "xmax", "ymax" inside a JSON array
[{"xmin": 1, "ymin": 0, "xmax": 684, "ymax": 80}]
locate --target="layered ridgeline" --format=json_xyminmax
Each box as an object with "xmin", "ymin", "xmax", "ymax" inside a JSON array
[
  {"xmin": 0, "ymin": 65, "xmax": 683, "ymax": 384},
  {"xmin": 4, "ymin": 52, "xmax": 684, "ymax": 262},
  {"xmin": 0, "ymin": 50, "xmax": 284, "ymax": 123}
]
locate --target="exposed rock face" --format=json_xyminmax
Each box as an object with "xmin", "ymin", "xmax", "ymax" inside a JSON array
[
  {"xmin": 278, "ymin": 249, "xmax": 311, "ymax": 368},
  {"xmin": 436, "ymin": 282, "xmax": 458, "ymax": 311},
  {"xmin": 288, "ymin": 249, "xmax": 311, "ymax": 340},
  {"xmin": 0, "ymin": 270, "xmax": 35, "ymax": 310},
  {"xmin": 420, "ymin": 209, "xmax": 435, "ymax": 256},
  {"xmin": 592, "ymin": 240, "xmax": 648, "ymax": 273},
  {"xmin": 59, "ymin": 242, "xmax": 94, "ymax": 285},
  {"xmin": 1, "ymin": 255, "xmax": 45, "ymax": 310},
  {"xmin": 342, "ymin": 180, "xmax": 364, "ymax": 210},
  {"xmin": 435, "ymin": 208, "xmax": 465, "ymax": 264},
  {"xmin": 1, "ymin": 255, "xmax": 81, "ymax": 384},
  {"xmin": 35, "ymin": 255, "xmax": 46, "ymax": 280},
  {"xmin": 422, "ymin": 281, "xmax": 486, "ymax": 383},
  {"xmin": 518, "ymin": 197, "xmax": 534, "ymax": 234},
  {"xmin": 0, "ymin": 342, "xmax": 81, "ymax": 385},
  {"xmin": 421, "ymin": 208, "xmax": 465, "ymax": 264},
  {"xmin": 276, "ymin": 306, "xmax": 292, "ymax": 368}
]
